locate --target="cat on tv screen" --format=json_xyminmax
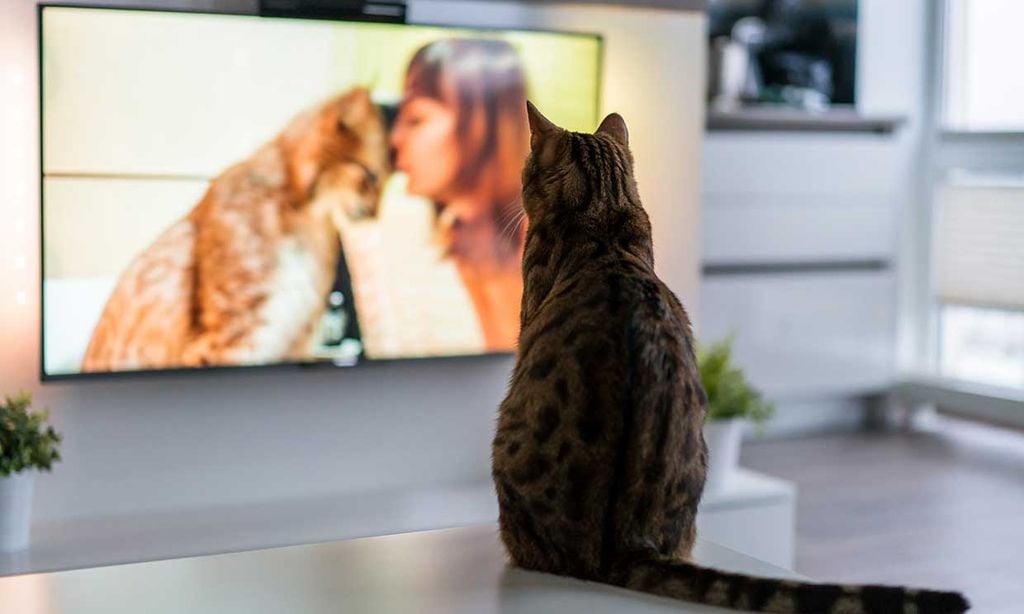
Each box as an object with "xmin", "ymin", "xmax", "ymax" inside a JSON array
[{"xmin": 39, "ymin": 5, "xmax": 602, "ymax": 378}]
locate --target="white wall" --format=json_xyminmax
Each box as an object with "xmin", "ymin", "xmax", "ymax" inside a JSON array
[{"xmin": 0, "ymin": 0, "xmax": 705, "ymax": 524}]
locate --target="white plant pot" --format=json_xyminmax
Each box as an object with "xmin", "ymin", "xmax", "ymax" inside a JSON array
[
  {"xmin": 0, "ymin": 471, "xmax": 34, "ymax": 552},
  {"xmin": 703, "ymin": 418, "xmax": 744, "ymax": 496}
]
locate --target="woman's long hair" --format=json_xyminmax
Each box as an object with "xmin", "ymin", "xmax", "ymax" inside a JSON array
[{"xmin": 403, "ymin": 38, "xmax": 529, "ymax": 264}]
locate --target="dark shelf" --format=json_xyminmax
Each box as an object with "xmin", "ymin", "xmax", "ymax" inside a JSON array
[
  {"xmin": 707, "ymin": 106, "xmax": 906, "ymax": 134},
  {"xmin": 521, "ymin": 0, "xmax": 706, "ymax": 9},
  {"xmin": 702, "ymin": 259, "xmax": 891, "ymax": 277}
]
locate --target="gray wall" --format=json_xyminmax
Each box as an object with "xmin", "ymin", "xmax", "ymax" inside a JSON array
[{"xmin": 0, "ymin": 0, "xmax": 705, "ymax": 524}]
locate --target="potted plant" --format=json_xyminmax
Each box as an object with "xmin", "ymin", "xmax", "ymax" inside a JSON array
[
  {"xmin": 0, "ymin": 392, "xmax": 61, "ymax": 552},
  {"xmin": 698, "ymin": 336, "xmax": 773, "ymax": 495}
]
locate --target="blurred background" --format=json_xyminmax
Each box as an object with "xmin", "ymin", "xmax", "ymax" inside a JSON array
[{"xmin": 701, "ymin": 1, "xmax": 1023, "ymax": 612}]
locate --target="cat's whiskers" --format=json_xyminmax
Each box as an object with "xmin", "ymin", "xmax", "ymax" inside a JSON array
[
  {"xmin": 512, "ymin": 210, "xmax": 528, "ymax": 240},
  {"xmin": 496, "ymin": 195, "xmax": 524, "ymax": 225},
  {"xmin": 500, "ymin": 209, "xmax": 527, "ymax": 244},
  {"xmin": 497, "ymin": 196, "xmax": 527, "ymax": 242}
]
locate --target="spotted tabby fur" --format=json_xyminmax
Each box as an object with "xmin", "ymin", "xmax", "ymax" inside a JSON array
[{"xmin": 491, "ymin": 102, "xmax": 970, "ymax": 614}]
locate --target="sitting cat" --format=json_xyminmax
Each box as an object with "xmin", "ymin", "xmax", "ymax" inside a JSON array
[
  {"xmin": 82, "ymin": 87, "xmax": 388, "ymax": 372},
  {"xmin": 491, "ymin": 102, "xmax": 970, "ymax": 614}
]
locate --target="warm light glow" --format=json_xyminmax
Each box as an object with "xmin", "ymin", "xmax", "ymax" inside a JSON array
[
  {"xmin": 0, "ymin": 0, "xmax": 40, "ymax": 389},
  {"xmin": 0, "ymin": 573, "xmax": 53, "ymax": 614}
]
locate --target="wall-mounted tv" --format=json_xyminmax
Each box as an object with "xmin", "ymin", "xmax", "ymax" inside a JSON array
[{"xmin": 39, "ymin": 5, "xmax": 602, "ymax": 379}]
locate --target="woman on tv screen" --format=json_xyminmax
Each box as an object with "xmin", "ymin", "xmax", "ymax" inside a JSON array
[{"xmin": 390, "ymin": 38, "xmax": 530, "ymax": 353}]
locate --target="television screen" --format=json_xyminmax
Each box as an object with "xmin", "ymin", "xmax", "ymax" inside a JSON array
[{"xmin": 40, "ymin": 5, "xmax": 602, "ymax": 378}]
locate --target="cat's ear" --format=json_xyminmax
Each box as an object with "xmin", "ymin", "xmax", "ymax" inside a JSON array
[
  {"xmin": 527, "ymin": 101, "xmax": 557, "ymax": 148},
  {"xmin": 596, "ymin": 113, "xmax": 629, "ymax": 146},
  {"xmin": 338, "ymin": 87, "xmax": 373, "ymax": 133}
]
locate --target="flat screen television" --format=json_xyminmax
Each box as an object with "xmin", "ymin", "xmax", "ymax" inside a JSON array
[{"xmin": 39, "ymin": 4, "xmax": 603, "ymax": 379}]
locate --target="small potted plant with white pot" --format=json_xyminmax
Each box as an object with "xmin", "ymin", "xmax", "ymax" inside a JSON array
[
  {"xmin": 698, "ymin": 336, "xmax": 773, "ymax": 495},
  {"xmin": 0, "ymin": 392, "xmax": 61, "ymax": 552}
]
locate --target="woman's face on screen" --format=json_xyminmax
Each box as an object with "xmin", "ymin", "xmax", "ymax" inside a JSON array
[{"xmin": 391, "ymin": 96, "xmax": 460, "ymax": 201}]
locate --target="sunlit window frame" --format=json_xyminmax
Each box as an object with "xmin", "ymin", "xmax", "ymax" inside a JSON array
[{"xmin": 900, "ymin": 0, "xmax": 1024, "ymax": 428}]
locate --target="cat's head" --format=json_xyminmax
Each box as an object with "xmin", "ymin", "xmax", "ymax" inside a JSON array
[
  {"xmin": 521, "ymin": 102, "xmax": 652, "ymax": 262},
  {"xmin": 280, "ymin": 87, "xmax": 390, "ymax": 220}
]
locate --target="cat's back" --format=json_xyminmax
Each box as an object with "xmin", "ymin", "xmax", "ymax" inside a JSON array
[
  {"xmin": 496, "ymin": 248, "xmax": 700, "ymax": 575},
  {"xmin": 81, "ymin": 146, "xmax": 285, "ymax": 373},
  {"xmin": 82, "ymin": 219, "xmax": 196, "ymax": 372},
  {"xmin": 519, "ymin": 249, "xmax": 689, "ymax": 364},
  {"xmin": 508, "ymin": 247, "xmax": 696, "ymax": 450}
]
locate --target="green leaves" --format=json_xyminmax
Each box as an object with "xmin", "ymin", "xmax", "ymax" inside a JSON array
[
  {"xmin": 697, "ymin": 335, "xmax": 774, "ymax": 429},
  {"xmin": 0, "ymin": 392, "xmax": 62, "ymax": 478}
]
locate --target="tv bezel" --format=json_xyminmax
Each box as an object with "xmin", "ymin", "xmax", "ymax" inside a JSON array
[{"xmin": 37, "ymin": 2, "xmax": 605, "ymax": 382}]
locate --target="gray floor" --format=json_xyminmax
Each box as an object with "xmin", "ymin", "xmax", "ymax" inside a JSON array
[{"xmin": 741, "ymin": 417, "xmax": 1024, "ymax": 614}]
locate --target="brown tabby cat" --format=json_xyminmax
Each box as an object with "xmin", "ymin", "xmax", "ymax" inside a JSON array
[
  {"xmin": 491, "ymin": 103, "xmax": 970, "ymax": 614},
  {"xmin": 83, "ymin": 88, "xmax": 387, "ymax": 372}
]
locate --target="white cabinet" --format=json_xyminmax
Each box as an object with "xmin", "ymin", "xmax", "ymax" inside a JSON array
[
  {"xmin": 699, "ymin": 271, "xmax": 897, "ymax": 399},
  {"xmin": 697, "ymin": 469, "xmax": 797, "ymax": 570},
  {"xmin": 702, "ymin": 191, "xmax": 894, "ymax": 265},
  {"xmin": 698, "ymin": 128, "xmax": 908, "ymax": 401}
]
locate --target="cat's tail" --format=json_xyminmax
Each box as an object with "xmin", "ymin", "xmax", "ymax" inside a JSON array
[{"xmin": 609, "ymin": 559, "xmax": 969, "ymax": 614}]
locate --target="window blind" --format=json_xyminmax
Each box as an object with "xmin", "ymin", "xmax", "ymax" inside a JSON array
[{"xmin": 936, "ymin": 177, "xmax": 1024, "ymax": 310}]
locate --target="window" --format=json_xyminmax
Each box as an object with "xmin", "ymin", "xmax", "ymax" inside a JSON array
[
  {"xmin": 931, "ymin": 174, "xmax": 1024, "ymax": 393},
  {"xmin": 940, "ymin": 305, "xmax": 1024, "ymax": 389},
  {"xmin": 943, "ymin": 0, "xmax": 1024, "ymax": 131},
  {"xmin": 932, "ymin": 2, "xmax": 1024, "ymax": 392}
]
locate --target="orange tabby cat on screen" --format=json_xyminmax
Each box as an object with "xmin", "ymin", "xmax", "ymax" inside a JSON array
[{"xmin": 82, "ymin": 88, "xmax": 388, "ymax": 373}]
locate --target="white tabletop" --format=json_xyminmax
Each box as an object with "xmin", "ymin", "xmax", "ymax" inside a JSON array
[{"xmin": 0, "ymin": 525, "xmax": 802, "ymax": 614}]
